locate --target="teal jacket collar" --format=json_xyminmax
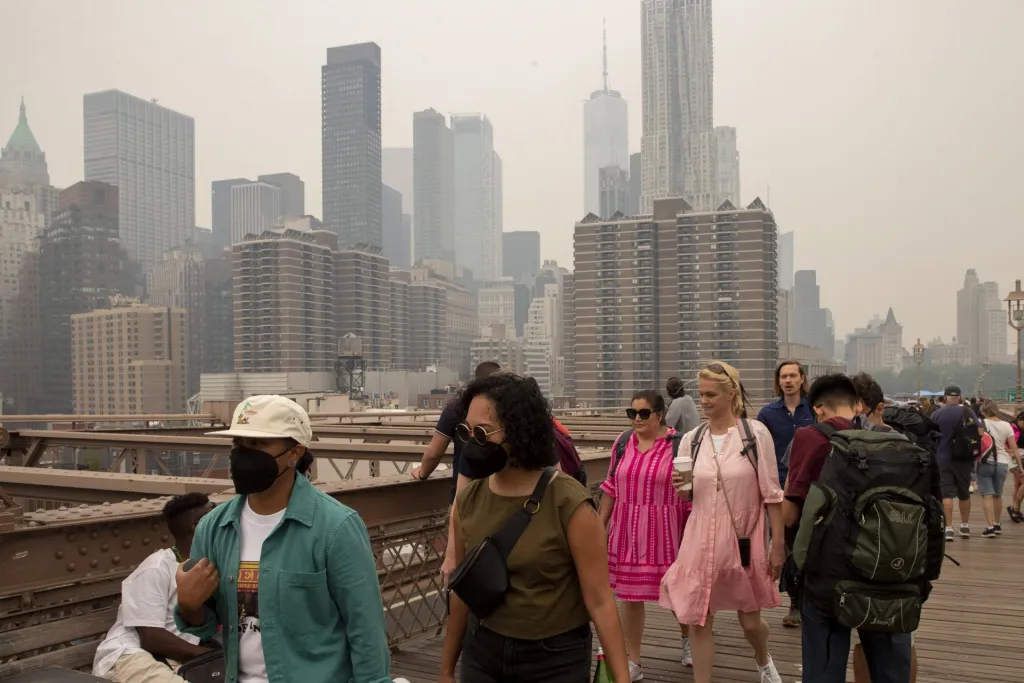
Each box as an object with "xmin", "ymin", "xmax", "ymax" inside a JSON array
[{"xmin": 216, "ymin": 473, "xmax": 317, "ymax": 529}]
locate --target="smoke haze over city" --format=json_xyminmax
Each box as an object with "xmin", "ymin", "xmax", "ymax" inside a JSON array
[{"xmin": 2, "ymin": 0, "xmax": 1023, "ymax": 344}]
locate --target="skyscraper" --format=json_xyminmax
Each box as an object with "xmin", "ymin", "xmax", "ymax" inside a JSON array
[
  {"xmin": 413, "ymin": 109, "xmax": 455, "ymax": 264},
  {"xmin": 382, "ymin": 148, "xmax": 414, "ymax": 218},
  {"xmin": 150, "ymin": 245, "xmax": 205, "ymax": 397},
  {"xmin": 381, "ymin": 183, "xmax": 410, "ymax": 268},
  {"xmin": 640, "ymin": 0, "xmax": 716, "ymax": 213},
  {"xmin": 502, "ymin": 231, "xmax": 541, "ymax": 282},
  {"xmin": 0, "ymin": 98, "xmax": 50, "ymax": 188},
  {"xmin": 714, "ymin": 126, "xmax": 740, "ymax": 206},
  {"xmin": 453, "ymin": 114, "xmax": 502, "ymax": 280},
  {"xmin": 230, "ymin": 181, "xmax": 282, "ymax": 244},
  {"xmin": 257, "ymin": 173, "xmax": 305, "ymax": 219},
  {"xmin": 322, "ymin": 42, "xmax": 382, "ymax": 248},
  {"xmin": 573, "ymin": 197, "xmax": 778, "ymax": 406},
  {"xmin": 211, "ymin": 178, "xmax": 249, "ymax": 251},
  {"xmin": 38, "ymin": 182, "xmax": 140, "ymax": 413},
  {"xmin": 792, "ymin": 270, "xmax": 834, "ymax": 359},
  {"xmin": 583, "ymin": 23, "xmax": 629, "ymax": 217},
  {"xmin": 628, "ymin": 152, "xmax": 642, "ymax": 215},
  {"xmin": 957, "ymin": 269, "xmax": 1006, "ymax": 364},
  {"xmin": 83, "ymin": 90, "xmax": 195, "ymax": 276},
  {"xmin": 599, "ymin": 166, "xmax": 630, "ymax": 218}
]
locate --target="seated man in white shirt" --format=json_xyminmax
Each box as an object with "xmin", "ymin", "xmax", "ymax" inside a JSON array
[{"xmin": 93, "ymin": 493, "xmax": 216, "ymax": 682}]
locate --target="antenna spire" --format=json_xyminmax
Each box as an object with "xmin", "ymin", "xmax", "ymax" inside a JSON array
[{"xmin": 602, "ymin": 17, "xmax": 609, "ymax": 92}]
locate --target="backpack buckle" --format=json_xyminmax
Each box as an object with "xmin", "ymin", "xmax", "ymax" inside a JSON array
[{"xmin": 857, "ymin": 451, "xmax": 869, "ymax": 470}]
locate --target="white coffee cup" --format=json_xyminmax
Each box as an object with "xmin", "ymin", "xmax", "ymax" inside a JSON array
[{"xmin": 673, "ymin": 456, "xmax": 693, "ymax": 491}]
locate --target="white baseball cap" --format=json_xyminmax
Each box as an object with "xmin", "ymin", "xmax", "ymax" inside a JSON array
[{"xmin": 207, "ymin": 395, "xmax": 313, "ymax": 446}]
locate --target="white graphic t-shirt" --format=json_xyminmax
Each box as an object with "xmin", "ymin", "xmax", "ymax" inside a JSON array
[{"xmin": 238, "ymin": 500, "xmax": 285, "ymax": 683}]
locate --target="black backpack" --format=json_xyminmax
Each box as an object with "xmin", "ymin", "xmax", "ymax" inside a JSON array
[
  {"xmin": 950, "ymin": 406, "xmax": 982, "ymax": 462},
  {"xmin": 793, "ymin": 425, "xmax": 945, "ymax": 634},
  {"xmin": 882, "ymin": 405, "xmax": 940, "ymax": 456}
]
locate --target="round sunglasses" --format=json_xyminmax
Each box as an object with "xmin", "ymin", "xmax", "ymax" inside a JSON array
[{"xmin": 455, "ymin": 423, "xmax": 505, "ymax": 445}]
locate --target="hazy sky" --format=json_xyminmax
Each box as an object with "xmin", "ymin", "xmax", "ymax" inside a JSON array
[{"xmin": 3, "ymin": 0, "xmax": 1023, "ymax": 346}]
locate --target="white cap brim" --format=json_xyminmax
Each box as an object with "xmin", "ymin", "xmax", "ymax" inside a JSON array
[{"xmin": 207, "ymin": 427, "xmax": 309, "ymax": 446}]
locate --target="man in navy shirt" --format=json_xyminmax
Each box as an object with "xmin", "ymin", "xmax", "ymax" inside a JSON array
[
  {"xmin": 756, "ymin": 360, "xmax": 814, "ymax": 629},
  {"xmin": 410, "ymin": 361, "xmax": 501, "ymax": 583},
  {"xmin": 931, "ymin": 385, "xmax": 981, "ymax": 541}
]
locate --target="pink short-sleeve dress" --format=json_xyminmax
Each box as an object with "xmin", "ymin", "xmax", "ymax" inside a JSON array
[
  {"xmin": 659, "ymin": 421, "xmax": 783, "ymax": 625},
  {"xmin": 601, "ymin": 429, "xmax": 693, "ymax": 602}
]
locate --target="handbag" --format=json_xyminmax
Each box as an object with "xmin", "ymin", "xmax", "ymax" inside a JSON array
[
  {"xmin": 448, "ymin": 467, "xmax": 556, "ymax": 618},
  {"xmin": 176, "ymin": 648, "xmax": 226, "ymax": 683}
]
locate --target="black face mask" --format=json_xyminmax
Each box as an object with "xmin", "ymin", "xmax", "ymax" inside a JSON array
[
  {"xmin": 230, "ymin": 445, "xmax": 292, "ymax": 495},
  {"xmin": 460, "ymin": 440, "xmax": 508, "ymax": 479}
]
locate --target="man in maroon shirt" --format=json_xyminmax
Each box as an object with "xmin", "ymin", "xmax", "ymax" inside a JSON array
[{"xmin": 784, "ymin": 374, "xmax": 913, "ymax": 683}]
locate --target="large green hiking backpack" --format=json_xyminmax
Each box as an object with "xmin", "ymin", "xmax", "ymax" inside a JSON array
[{"xmin": 793, "ymin": 424, "xmax": 946, "ymax": 633}]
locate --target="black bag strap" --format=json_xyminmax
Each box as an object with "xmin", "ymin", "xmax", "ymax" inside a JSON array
[
  {"xmin": 690, "ymin": 423, "xmax": 709, "ymax": 461},
  {"xmin": 813, "ymin": 421, "xmax": 838, "ymax": 440},
  {"xmin": 610, "ymin": 429, "xmax": 633, "ymax": 478},
  {"xmin": 489, "ymin": 466, "xmax": 557, "ymax": 559},
  {"xmin": 668, "ymin": 431, "xmax": 684, "ymax": 458},
  {"xmin": 738, "ymin": 418, "xmax": 759, "ymax": 467}
]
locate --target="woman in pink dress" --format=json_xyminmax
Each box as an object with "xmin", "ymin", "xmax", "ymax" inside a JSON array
[
  {"xmin": 599, "ymin": 390, "xmax": 692, "ymax": 680},
  {"xmin": 660, "ymin": 362, "xmax": 785, "ymax": 683}
]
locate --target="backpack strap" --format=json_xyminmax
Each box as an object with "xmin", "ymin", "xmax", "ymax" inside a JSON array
[
  {"xmin": 813, "ymin": 421, "xmax": 838, "ymax": 440},
  {"xmin": 690, "ymin": 423, "xmax": 710, "ymax": 462},
  {"xmin": 609, "ymin": 429, "xmax": 633, "ymax": 478},
  {"xmin": 738, "ymin": 418, "xmax": 759, "ymax": 468}
]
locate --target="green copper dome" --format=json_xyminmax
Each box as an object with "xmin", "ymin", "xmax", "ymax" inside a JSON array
[{"xmin": 5, "ymin": 98, "xmax": 42, "ymax": 154}]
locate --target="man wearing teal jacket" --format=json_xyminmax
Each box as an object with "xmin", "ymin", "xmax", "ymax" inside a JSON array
[{"xmin": 174, "ymin": 395, "xmax": 391, "ymax": 683}]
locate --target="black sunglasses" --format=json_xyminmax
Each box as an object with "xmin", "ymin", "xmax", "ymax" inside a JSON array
[
  {"xmin": 455, "ymin": 423, "xmax": 504, "ymax": 446},
  {"xmin": 626, "ymin": 408, "xmax": 654, "ymax": 421},
  {"xmin": 705, "ymin": 363, "xmax": 736, "ymax": 387}
]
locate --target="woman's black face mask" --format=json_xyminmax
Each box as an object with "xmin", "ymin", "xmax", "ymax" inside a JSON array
[
  {"xmin": 459, "ymin": 440, "xmax": 508, "ymax": 479},
  {"xmin": 230, "ymin": 445, "xmax": 294, "ymax": 495}
]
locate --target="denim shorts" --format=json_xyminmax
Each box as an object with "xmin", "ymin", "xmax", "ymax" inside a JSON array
[{"xmin": 976, "ymin": 461, "xmax": 1009, "ymax": 497}]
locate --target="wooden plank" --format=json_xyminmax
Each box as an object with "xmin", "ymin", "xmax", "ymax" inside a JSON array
[
  {"xmin": 392, "ymin": 488, "xmax": 1024, "ymax": 683},
  {"xmin": 0, "ymin": 641, "xmax": 100, "ymax": 678},
  {"xmin": 0, "ymin": 609, "xmax": 117, "ymax": 659}
]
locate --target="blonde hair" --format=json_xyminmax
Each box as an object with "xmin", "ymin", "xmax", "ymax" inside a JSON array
[{"xmin": 698, "ymin": 361, "xmax": 746, "ymax": 417}]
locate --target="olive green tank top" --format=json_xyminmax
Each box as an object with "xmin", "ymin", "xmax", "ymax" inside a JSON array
[{"xmin": 456, "ymin": 471, "xmax": 594, "ymax": 639}]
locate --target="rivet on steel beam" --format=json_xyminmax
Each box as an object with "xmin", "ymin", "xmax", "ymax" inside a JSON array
[
  {"xmin": 151, "ymin": 522, "xmax": 159, "ymax": 530},
  {"xmin": 89, "ymin": 559, "xmax": 99, "ymax": 568},
  {"xmin": 112, "ymin": 528, "xmax": 120, "ymax": 536},
  {"xmin": 67, "ymin": 534, "xmax": 76, "ymax": 543},
  {"xmin": 59, "ymin": 506, "xmax": 68, "ymax": 511},
  {"xmin": 121, "ymin": 500, "xmax": 129, "ymax": 504},
  {"xmin": 161, "ymin": 534, "xmax": 169, "ymax": 542},
  {"xmin": 103, "ymin": 510, "xmax": 112, "ymax": 515},
  {"xmin": 102, "ymin": 502, "xmax": 111, "ymax": 506},
  {"xmin": 79, "ymin": 547, "xmax": 88, "ymax": 556},
  {"xmin": 142, "ymin": 538, "xmax": 150, "ymax": 546},
  {"xmin": 101, "ymin": 543, "xmax": 109, "ymax": 552},
  {"xmin": 90, "ymin": 531, "xmax": 98, "ymax": 539},
  {"xmin": 66, "ymin": 563, "xmax": 75, "ymax": 572},
  {"xmin": 54, "ymin": 550, "xmax": 64, "ymax": 559},
  {"xmin": 80, "ymin": 504, "xmax": 88, "ymax": 509},
  {"xmin": 112, "ymin": 556, "xmax": 120, "ymax": 565},
  {"xmin": 122, "ymin": 541, "xmax": 131, "ymax": 549}
]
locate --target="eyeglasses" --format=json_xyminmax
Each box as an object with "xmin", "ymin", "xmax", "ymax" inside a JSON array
[
  {"xmin": 456, "ymin": 423, "xmax": 504, "ymax": 445},
  {"xmin": 626, "ymin": 408, "xmax": 654, "ymax": 421}
]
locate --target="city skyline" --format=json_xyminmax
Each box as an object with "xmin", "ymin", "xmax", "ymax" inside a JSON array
[{"xmin": 3, "ymin": 0, "xmax": 1024, "ymax": 341}]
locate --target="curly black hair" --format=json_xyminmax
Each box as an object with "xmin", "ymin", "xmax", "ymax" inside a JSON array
[
  {"xmin": 851, "ymin": 372, "xmax": 884, "ymax": 411},
  {"xmin": 456, "ymin": 373, "xmax": 556, "ymax": 470},
  {"xmin": 162, "ymin": 492, "xmax": 211, "ymax": 538}
]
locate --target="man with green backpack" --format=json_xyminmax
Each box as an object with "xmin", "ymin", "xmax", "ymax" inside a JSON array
[{"xmin": 784, "ymin": 375, "xmax": 945, "ymax": 683}]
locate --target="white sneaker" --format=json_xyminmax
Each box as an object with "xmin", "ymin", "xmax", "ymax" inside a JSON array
[
  {"xmin": 758, "ymin": 654, "xmax": 783, "ymax": 683},
  {"xmin": 680, "ymin": 637, "xmax": 693, "ymax": 667},
  {"xmin": 629, "ymin": 660, "xmax": 644, "ymax": 681}
]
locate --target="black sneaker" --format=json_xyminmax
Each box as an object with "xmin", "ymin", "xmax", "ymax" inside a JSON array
[
  {"xmin": 982, "ymin": 527, "xmax": 996, "ymax": 538},
  {"xmin": 994, "ymin": 524, "xmax": 1002, "ymax": 535},
  {"xmin": 960, "ymin": 523, "xmax": 970, "ymax": 539}
]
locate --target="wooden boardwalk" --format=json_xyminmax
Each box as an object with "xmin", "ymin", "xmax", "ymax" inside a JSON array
[{"xmin": 392, "ymin": 495, "xmax": 1024, "ymax": 682}]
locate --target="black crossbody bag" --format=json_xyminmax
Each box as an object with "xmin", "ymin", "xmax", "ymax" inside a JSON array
[
  {"xmin": 448, "ymin": 466, "xmax": 556, "ymax": 618},
  {"xmin": 176, "ymin": 648, "xmax": 226, "ymax": 683}
]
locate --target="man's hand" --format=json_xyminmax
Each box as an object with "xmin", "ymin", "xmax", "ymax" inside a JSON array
[
  {"xmin": 176, "ymin": 558, "xmax": 220, "ymax": 612},
  {"xmin": 410, "ymin": 466, "xmax": 428, "ymax": 481}
]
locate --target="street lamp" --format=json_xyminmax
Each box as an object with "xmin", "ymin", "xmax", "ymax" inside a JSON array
[
  {"xmin": 913, "ymin": 338, "xmax": 925, "ymax": 400},
  {"xmin": 1006, "ymin": 280, "xmax": 1024, "ymax": 406}
]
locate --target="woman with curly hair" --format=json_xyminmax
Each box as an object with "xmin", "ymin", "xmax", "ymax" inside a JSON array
[{"xmin": 438, "ymin": 373, "xmax": 630, "ymax": 683}]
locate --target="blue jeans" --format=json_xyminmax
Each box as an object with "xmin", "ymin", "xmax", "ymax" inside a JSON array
[
  {"xmin": 801, "ymin": 599, "xmax": 912, "ymax": 683},
  {"xmin": 977, "ymin": 461, "xmax": 1009, "ymax": 497}
]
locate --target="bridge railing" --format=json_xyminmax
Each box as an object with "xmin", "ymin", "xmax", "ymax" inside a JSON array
[{"xmin": 0, "ymin": 454, "xmax": 611, "ymax": 677}]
